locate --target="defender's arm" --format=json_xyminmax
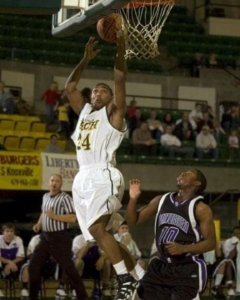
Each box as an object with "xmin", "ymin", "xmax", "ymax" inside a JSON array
[{"xmin": 126, "ymin": 179, "xmax": 161, "ymax": 225}]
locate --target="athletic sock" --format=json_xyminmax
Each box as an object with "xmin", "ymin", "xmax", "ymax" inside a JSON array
[
  {"xmin": 113, "ymin": 260, "xmax": 128, "ymax": 275},
  {"xmin": 226, "ymin": 280, "xmax": 233, "ymax": 288},
  {"xmin": 134, "ymin": 263, "xmax": 145, "ymax": 280},
  {"xmin": 215, "ymin": 274, "xmax": 224, "ymax": 286}
]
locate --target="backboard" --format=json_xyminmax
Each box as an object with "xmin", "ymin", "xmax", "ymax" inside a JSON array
[{"xmin": 52, "ymin": 0, "xmax": 130, "ymax": 37}]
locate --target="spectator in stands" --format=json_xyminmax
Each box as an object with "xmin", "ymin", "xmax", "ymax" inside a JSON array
[
  {"xmin": 147, "ymin": 110, "xmax": 164, "ymax": 139},
  {"xmin": 132, "ymin": 122, "xmax": 157, "ymax": 155},
  {"xmin": 197, "ymin": 112, "xmax": 214, "ymax": 133},
  {"xmin": 208, "ymin": 53, "xmax": 218, "ymax": 68},
  {"xmin": 189, "ymin": 103, "xmax": 203, "ymax": 130},
  {"xmin": 213, "ymin": 119, "xmax": 226, "ymax": 143},
  {"xmin": 0, "ymin": 81, "xmax": 16, "ymax": 114},
  {"xmin": 228, "ymin": 129, "xmax": 240, "ymax": 160},
  {"xmin": 173, "ymin": 112, "xmax": 193, "ymax": 141},
  {"xmin": 162, "ymin": 113, "xmax": 174, "ymax": 130},
  {"xmin": 161, "ymin": 125, "xmax": 194, "ymax": 158},
  {"xmin": 211, "ymin": 227, "xmax": 240, "ymax": 298},
  {"xmin": 129, "ymin": 108, "xmax": 144, "ymax": 138},
  {"xmin": 56, "ymin": 100, "xmax": 71, "ymax": 138},
  {"xmin": 196, "ymin": 125, "xmax": 219, "ymax": 159},
  {"xmin": 114, "ymin": 222, "xmax": 142, "ymax": 263},
  {"xmin": 16, "ymin": 98, "xmax": 31, "ymax": 116},
  {"xmin": 207, "ymin": 105, "xmax": 214, "ymax": 120},
  {"xmin": 81, "ymin": 87, "xmax": 92, "ymax": 104},
  {"xmin": 231, "ymin": 105, "xmax": 240, "ymax": 129},
  {"xmin": 72, "ymin": 234, "xmax": 112, "ymax": 297},
  {"xmin": 191, "ymin": 53, "xmax": 203, "ymax": 78},
  {"xmin": 0, "ymin": 223, "xmax": 29, "ymax": 298},
  {"xmin": 127, "ymin": 100, "xmax": 137, "ymax": 119},
  {"xmin": 44, "ymin": 134, "xmax": 64, "ymax": 154},
  {"xmin": 221, "ymin": 107, "xmax": 232, "ymax": 132},
  {"xmin": 114, "ymin": 222, "xmax": 146, "ymax": 276},
  {"xmin": 41, "ymin": 82, "xmax": 59, "ymax": 125}
]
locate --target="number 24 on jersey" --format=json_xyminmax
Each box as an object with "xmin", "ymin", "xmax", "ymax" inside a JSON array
[{"xmin": 77, "ymin": 133, "xmax": 91, "ymax": 150}]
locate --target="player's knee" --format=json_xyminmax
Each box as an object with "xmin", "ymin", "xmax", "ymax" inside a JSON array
[{"xmin": 89, "ymin": 224, "xmax": 105, "ymax": 239}]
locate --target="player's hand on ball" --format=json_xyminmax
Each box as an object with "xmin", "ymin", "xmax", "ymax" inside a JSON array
[
  {"xmin": 129, "ymin": 179, "xmax": 141, "ymax": 201},
  {"xmin": 165, "ymin": 242, "xmax": 186, "ymax": 256},
  {"xmin": 45, "ymin": 209, "xmax": 54, "ymax": 219},
  {"xmin": 84, "ymin": 37, "xmax": 101, "ymax": 62}
]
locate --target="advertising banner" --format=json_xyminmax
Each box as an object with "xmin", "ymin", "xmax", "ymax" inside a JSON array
[
  {"xmin": 0, "ymin": 151, "xmax": 42, "ymax": 190},
  {"xmin": 41, "ymin": 153, "xmax": 79, "ymax": 191}
]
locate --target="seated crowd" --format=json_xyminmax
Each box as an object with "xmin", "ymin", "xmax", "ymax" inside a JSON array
[
  {"xmin": 2, "ymin": 222, "xmax": 240, "ymax": 298},
  {"xmin": 1, "ymin": 80, "xmax": 240, "ymax": 160},
  {"xmin": 0, "ymin": 222, "xmax": 145, "ymax": 299},
  {"xmin": 204, "ymin": 226, "xmax": 240, "ymax": 298},
  {"xmin": 127, "ymin": 101, "xmax": 240, "ymax": 160}
]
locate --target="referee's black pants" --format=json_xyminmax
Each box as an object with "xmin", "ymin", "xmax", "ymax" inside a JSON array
[{"xmin": 29, "ymin": 230, "xmax": 88, "ymax": 300}]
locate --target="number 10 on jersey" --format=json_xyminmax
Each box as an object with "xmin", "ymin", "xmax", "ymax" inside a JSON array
[{"xmin": 77, "ymin": 133, "xmax": 91, "ymax": 150}]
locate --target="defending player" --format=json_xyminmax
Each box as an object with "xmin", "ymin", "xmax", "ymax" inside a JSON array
[
  {"xmin": 127, "ymin": 170, "xmax": 216, "ymax": 300},
  {"xmin": 65, "ymin": 34, "xmax": 137, "ymax": 300}
]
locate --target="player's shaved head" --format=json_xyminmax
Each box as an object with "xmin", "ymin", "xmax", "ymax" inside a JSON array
[
  {"xmin": 193, "ymin": 169, "xmax": 207, "ymax": 194},
  {"xmin": 95, "ymin": 83, "xmax": 113, "ymax": 96}
]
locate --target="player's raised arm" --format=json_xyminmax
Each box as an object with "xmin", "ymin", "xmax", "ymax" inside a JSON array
[
  {"xmin": 126, "ymin": 179, "xmax": 161, "ymax": 225},
  {"xmin": 65, "ymin": 37, "xmax": 101, "ymax": 114},
  {"xmin": 110, "ymin": 32, "xmax": 127, "ymax": 130}
]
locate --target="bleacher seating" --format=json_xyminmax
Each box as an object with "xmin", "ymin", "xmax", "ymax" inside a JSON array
[
  {"xmin": 0, "ymin": 6, "xmax": 239, "ymax": 71},
  {"xmin": 0, "ymin": 114, "xmax": 66, "ymax": 151}
]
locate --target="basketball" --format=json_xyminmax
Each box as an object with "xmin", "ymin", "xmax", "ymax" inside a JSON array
[{"xmin": 96, "ymin": 13, "xmax": 123, "ymax": 43}]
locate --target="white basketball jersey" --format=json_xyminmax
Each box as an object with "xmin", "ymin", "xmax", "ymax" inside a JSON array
[{"xmin": 71, "ymin": 103, "xmax": 127, "ymax": 167}]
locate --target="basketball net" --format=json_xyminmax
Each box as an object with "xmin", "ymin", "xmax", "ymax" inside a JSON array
[{"xmin": 119, "ymin": 0, "xmax": 174, "ymax": 60}]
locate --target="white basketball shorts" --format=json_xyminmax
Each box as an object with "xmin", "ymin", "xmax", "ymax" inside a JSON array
[{"xmin": 72, "ymin": 163, "xmax": 125, "ymax": 241}]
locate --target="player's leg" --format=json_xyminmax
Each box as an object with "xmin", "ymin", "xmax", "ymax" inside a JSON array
[
  {"xmin": 211, "ymin": 260, "xmax": 226, "ymax": 297},
  {"xmin": 172, "ymin": 258, "xmax": 207, "ymax": 300},
  {"xmin": 29, "ymin": 236, "xmax": 51, "ymax": 300},
  {"xmin": 118, "ymin": 243, "xmax": 145, "ymax": 280},
  {"xmin": 226, "ymin": 260, "xmax": 236, "ymax": 298},
  {"xmin": 137, "ymin": 257, "xmax": 171, "ymax": 300},
  {"xmin": 49, "ymin": 231, "xmax": 88, "ymax": 300},
  {"xmin": 73, "ymin": 168, "xmax": 137, "ymax": 299},
  {"xmin": 89, "ymin": 215, "xmax": 137, "ymax": 300}
]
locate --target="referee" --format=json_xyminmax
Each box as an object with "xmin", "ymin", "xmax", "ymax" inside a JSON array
[{"xmin": 29, "ymin": 174, "xmax": 88, "ymax": 300}]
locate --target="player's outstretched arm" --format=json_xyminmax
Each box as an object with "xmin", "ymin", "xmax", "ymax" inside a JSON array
[
  {"xmin": 65, "ymin": 37, "xmax": 101, "ymax": 114},
  {"xmin": 166, "ymin": 202, "xmax": 216, "ymax": 256},
  {"xmin": 126, "ymin": 179, "xmax": 161, "ymax": 225},
  {"xmin": 110, "ymin": 31, "xmax": 126, "ymax": 130}
]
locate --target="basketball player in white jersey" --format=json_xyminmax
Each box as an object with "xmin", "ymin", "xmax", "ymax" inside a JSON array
[{"xmin": 65, "ymin": 35, "xmax": 137, "ymax": 300}]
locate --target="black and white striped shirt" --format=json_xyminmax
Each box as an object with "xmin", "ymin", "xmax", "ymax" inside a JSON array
[{"xmin": 41, "ymin": 191, "xmax": 75, "ymax": 232}]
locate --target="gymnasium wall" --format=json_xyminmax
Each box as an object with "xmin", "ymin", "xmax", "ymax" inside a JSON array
[
  {"xmin": 0, "ymin": 60, "xmax": 240, "ymax": 113},
  {"xmin": 119, "ymin": 164, "xmax": 240, "ymax": 194},
  {"xmin": 207, "ymin": 17, "xmax": 240, "ymax": 37}
]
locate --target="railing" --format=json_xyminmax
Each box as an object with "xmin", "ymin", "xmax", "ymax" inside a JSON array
[
  {"xmin": 208, "ymin": 189, "xmax": 240, "ymax": 232},
  {"xmin": 126, "ymin": 94, "xmax": 208, "ymax": 110}
]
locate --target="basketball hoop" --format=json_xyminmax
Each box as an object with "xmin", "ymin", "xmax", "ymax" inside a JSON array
[{"xmin": 119, "ymin": 0, "xmax": 175, "ymax": 60}]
